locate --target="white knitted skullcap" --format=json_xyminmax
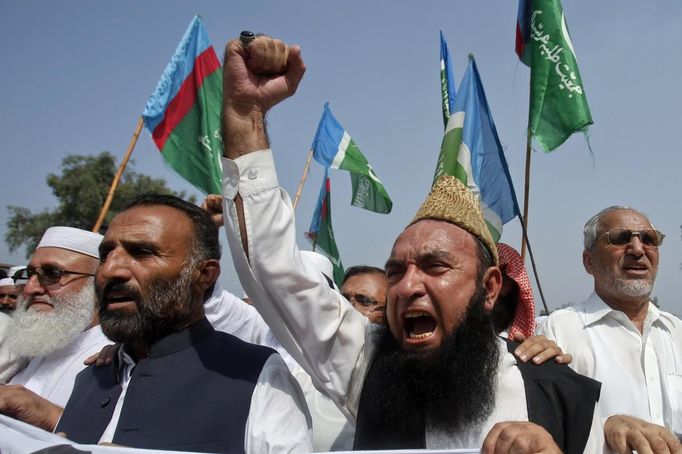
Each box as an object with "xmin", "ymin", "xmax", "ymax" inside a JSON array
[{"xmin": 37, "ymin": 226, "xmax": 103, "ymax": 259}]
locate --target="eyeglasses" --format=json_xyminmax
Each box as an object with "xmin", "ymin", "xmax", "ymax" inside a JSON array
[
  {"xmin": 14, "ymin": 266, "xmax": 95, "ymax": 288},
  {"xmin": 602, "ymin": 229, "xmax": 665, "ymax": 248},
  {"xmin": 343, "ymin": 294, "xmax": 381, "ymax": 308}
]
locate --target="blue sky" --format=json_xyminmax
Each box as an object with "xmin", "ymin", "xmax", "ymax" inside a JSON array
[{"xmin": 2, "ymin": 1, "xmax": 681, "ymax": 315}]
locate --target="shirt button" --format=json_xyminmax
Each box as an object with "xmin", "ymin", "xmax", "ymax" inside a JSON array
[
  {"xmin": 248, "ymin": 169, "xmax": 258, "ymax": 180},
  {"xmin": 101, "ymin": 397, "xmax": 112, "ymax": 407}
]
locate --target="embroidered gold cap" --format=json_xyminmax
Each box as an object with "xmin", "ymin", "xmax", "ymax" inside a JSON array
[{"xmin": 411, "ymin": 175, "xmax": 498, "ymax": 265}]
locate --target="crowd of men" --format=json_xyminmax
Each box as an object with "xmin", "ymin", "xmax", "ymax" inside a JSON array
[{"xmin": 0, "ymin": 33, "xmax": 680, "ymax": 454}]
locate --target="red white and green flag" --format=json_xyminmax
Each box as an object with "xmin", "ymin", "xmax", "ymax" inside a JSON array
[
  {"xmin": 516, "ymin": 0, "xmax": 592, "ymax": 151},
  {"xmin": 142, "ymin": 15, "xmax": 223, "ymax": 194},
  {"xmin": 305, "ymin": 168, "xmax": 345, "ymax": 286}
]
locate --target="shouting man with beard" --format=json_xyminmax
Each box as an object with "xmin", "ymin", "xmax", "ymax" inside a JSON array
[
  {"xmin": 0, "ymin": 227, "xmax": 108, "ymax": 425},
  {"xmin": 219, "ymin": 34, "xmax": 608, "ymax": 453},
  {"xmin": 53, "ymin": 194, "xmax": 312, "ymax": 454},
  {"xmin": 540, "ymin": 206, "xmax": 682, "ymax": 451}
]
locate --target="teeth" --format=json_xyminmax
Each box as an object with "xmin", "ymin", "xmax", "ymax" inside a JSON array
[
  {"xmin": 404, "ymin": 311, "xmax": 428, "ymax": 318},
  {"xmin": 409, "ymin": 332, "xmax": 433, "ymax": 340}
]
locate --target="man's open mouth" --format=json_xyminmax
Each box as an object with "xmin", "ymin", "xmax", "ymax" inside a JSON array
[
  {"xmin": 404, "ymin": 311, "xmax": 437, "ymax": 340},
  {"xmin": 622, "ymin": 263, "xmax": 649, "ymax": 275},
  {"xmin": 102, "ymin": 290, "xmax": 138, "ymax": 310}
]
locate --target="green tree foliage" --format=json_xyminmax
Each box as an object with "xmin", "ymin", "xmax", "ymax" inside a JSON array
[{"xmin": 6, "ymin": 152, "xmax": 196, "ymax": 257}]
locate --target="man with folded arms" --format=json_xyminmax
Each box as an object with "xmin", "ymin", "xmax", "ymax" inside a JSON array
[{"xmin": 540, "ymin": 206, "xmax": 682, "ymax": 452}]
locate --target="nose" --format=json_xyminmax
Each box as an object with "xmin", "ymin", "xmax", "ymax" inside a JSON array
[
  {"xmin": 626, "ymin": 235, "xmax": 646, "ymax": 257},
  {"xmin": 392, "ymin": 264, "xmax": 425, "ymax": 302},
  {"xmin": 97, "ymin": 248, "xmax": 133, "ymax": 283},
  {"xmin": 22, "ymin": 273, "xmax": 46, "ymax": 297}
]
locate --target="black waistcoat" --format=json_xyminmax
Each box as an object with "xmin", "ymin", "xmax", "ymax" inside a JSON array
[
  {"xmin": 354, "ymin": 338, "xmax": 601, "ymax": 454},
  {"xmin": 56, "ymin": 318, "xmax": 275, "ymax": 454}
]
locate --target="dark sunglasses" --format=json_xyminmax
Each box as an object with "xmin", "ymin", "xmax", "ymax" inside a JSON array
[
  {"xmin": 14, "ymin": 266, "xmax": 95, "ymax": 287},
  {"xmin": 343, "ymin": 294, "xmax": 380, "ymax": 308},
  {"xmin": 602, "ymin": 229, "xmax": 665, "ymax": 248}
]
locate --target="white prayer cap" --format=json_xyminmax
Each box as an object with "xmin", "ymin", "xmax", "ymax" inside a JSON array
[
  {"xmin": 8, "ymin": 265, "xmax": 25, "ymax": 277},
  {"xmin": 37, "ymin": 226, "xmax": 103, "ymax": 259},
  {"xmin": 0, "ymin": 278, "xmax": 14, "ymax": 286}
]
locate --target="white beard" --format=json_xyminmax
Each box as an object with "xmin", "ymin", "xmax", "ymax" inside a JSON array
[
  {"xmin": 609, "ymin": 277, "xmax": 654, "ymax": 299},
  {"xmin": 7, "ymin": 284, "xmax": 96, "ymax": 358}
]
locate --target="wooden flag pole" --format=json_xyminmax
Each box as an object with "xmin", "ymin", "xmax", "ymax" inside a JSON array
[
  {"xmin": 292, "ymin": 149, "xmax": 314, "ymax": 211},
  {"xmin": 92, "ymin": 117, "xmax": 145, "ymax": 232},
  {"xmin": 517, "ymin": 213, "xmax": 549, "ymax": 315},
  {"xmin": 520, "ymin": 131, "xmax": 532, "ymax": 261}
]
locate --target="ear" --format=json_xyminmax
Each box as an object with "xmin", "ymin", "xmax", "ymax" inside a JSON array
[
  {"xmin": 482, "ymin": 266, "xmax": 503, "ymax": 313},
  {"xmin": 194, "ymin": 259, "xmax": 221, "ymax": 296},
  {"xmin": 582, "ymin": 249, "xmax": 594, "ymax": 275}
]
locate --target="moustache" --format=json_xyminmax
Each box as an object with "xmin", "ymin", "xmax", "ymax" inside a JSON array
[{"xmin": 97, "ymin": 280, "xmax": 142, "ymax": 311}]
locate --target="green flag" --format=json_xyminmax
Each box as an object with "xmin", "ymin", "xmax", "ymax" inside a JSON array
[
  {"xmin": 516, "ymin": 0, "xmax": 593, "ymax": 152},
  {"xmin": 142, "ymin": 16, "xmax": 223, "ymax": 194},
  {"xmin": 312, "ymin": 103, "xmax": 393, "ymax": 214},
  {"xmin": 306, "ymin": 168, "xmax": 345, "ymax": 287}
]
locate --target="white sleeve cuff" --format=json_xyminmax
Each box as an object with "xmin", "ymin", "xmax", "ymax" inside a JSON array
[{"xmin": 221, "ymin": 149, "xmax": 278, "ymax": 200}]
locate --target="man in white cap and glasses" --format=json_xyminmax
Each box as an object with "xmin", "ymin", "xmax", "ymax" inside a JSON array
[{"xmin": 0, "ymin": 226, "xmax": 108, "ymax": 429}]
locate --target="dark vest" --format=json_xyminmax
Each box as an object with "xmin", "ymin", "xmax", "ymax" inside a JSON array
[
  {"xmin": 56, "ymin": 318, "xmax": 275, "ymax": 454},
  {"xmin": 354, "ymin": 338, "xmax": 601, "ymax": 454}
]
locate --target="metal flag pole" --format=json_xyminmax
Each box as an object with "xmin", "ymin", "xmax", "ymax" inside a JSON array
[{"xmin": 92, "ymin": 117, "xmax": 145, "ymax": 232}]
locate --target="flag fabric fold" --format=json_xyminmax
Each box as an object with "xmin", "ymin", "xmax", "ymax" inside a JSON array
[
  {"xmin": 516, "ymin": 0, "xmax": 593, "ymax": 152},
  {"xmin": 142, "ymin": 15, "xmax": 223, "ymax": 194},
  {"xmin": 433, "ymin": 55, "xmax": 521, "ymax": 242},
  {"xmin": 305, "ymin": 168, "xmax": 345, "ymax": 286},
  {"xmin": 312, "ymin": 103, "xmax": 393, "ymax": 214},
  {"xmin": 440, "ymin": 31, "xmax": 457, "ymax": 128}
]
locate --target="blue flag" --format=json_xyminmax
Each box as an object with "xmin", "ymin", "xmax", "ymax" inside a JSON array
[
  {"xmin": 433, "ymin": 55, "xmax": 521, "ymax": 241},
  {"xmin": 312, "ymin": 103, "xmax": 392, "ymax": 214}
]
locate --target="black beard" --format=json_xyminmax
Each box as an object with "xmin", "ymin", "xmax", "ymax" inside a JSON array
[
  {"xmin": 97, "ymin": 269, "xmax": 195, "ymax": 346},
  {"xmin": 360, "ymin": 285, "xmax": 500, "ymax": 438}
]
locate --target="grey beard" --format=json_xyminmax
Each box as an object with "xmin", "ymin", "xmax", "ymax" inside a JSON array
[
  {"xmin": 8, "ymin": 284, "xmax": 96, "ymax": 358},
  {"xmin": 610, "ymin": 277, "xmax": 654, "ymax": 299}
]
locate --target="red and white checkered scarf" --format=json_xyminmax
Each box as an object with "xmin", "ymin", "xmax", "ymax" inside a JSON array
[{"xmin": 497, "ymin": 243, "xmax": 536, "ymax": 339}]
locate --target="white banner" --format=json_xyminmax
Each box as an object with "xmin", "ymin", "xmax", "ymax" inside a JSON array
[{"xmin": 0, "ymin": 414, "xmax": 479, "ymax": 454}]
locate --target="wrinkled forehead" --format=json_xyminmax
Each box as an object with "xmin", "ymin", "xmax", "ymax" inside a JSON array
[
  {"xmin": 105, "ymin": 205, "xmax": 191, "ymax": 243},
  {"xmin": 342, "ymin": 272, "xmax": 388, "ymax": 293},
  {"xmin": 599, "ymin": 209, "xmax": 654, "ymax": 233},
  {"xmin": 389, "ymin": 220, "xmax": 478, "ymax": 262},
  {"xmin": 29, "ymin": 247, "xmax": 97, "ymax": 269}
]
